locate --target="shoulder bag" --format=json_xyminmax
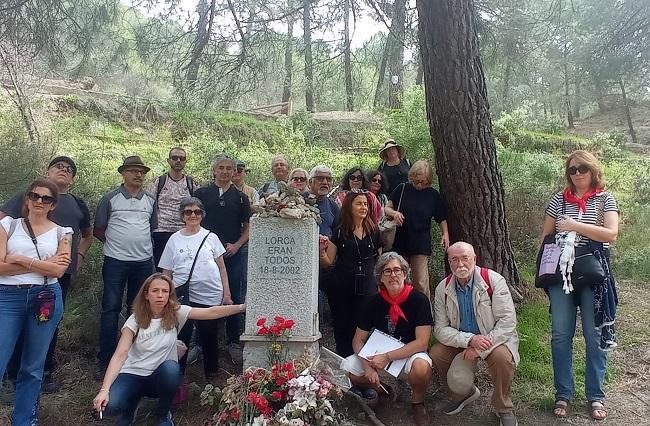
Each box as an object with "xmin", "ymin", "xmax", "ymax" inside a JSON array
[
  {"xmin": 378, "ymin": 183, "xmax": 405, "ymax": 251},
  {"xmin": 175, "ymin": 231, "xmax": 211, "ymax": 303}
]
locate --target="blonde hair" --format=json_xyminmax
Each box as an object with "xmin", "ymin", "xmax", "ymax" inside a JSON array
[
  {"xmin": 132, "ymin": 273, "xmax": 180, "ymax": 330},
  {"xmin": 408, "ymin": 160, "xmax": 433, "ymax": 186},
  {"xmin": 289, "ymin": 167, "xmax": 308, "ymax": 179},
  {"xmin": 565, "ymin": 150, "xmax": 605, "ymax": 191}
]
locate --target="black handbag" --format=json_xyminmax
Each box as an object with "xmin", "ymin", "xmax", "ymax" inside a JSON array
[
  {"xmin": 571, "ymin": 242, "xmax": 606, "ymax": 291},
  {"xmin": 175, "ymin": 232, "xmax": 211, "ymax": 303}
]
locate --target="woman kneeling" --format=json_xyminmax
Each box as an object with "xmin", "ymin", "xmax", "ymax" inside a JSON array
[
  {"xmin": 93, "ymin": 273, "xmax": 245, "ymax": 426},
  {"xmin": 340, "ymin": 252, "xmax": 433, "ymax": 426}
]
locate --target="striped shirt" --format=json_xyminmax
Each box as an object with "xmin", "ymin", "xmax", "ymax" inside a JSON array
[{"xmin": 545, "ymin": 191, "xmax": 619, "ymax": 248}]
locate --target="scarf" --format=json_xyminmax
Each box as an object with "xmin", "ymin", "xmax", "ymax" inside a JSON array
[
  {"xmin": 379, "ymin": 284, "xmax": 413, "ymax": 325},
  {"xmin": 562, "ymin": 187, "xmax": 601, "ymax": 214}
]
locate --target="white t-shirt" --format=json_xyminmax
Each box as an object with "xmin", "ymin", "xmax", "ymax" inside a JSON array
[
  {"xmin": 120, "ymin": 305, "xmax": 192, "ymax": 376},
  {"xmin": 0, "ymin": 217, "xmax": 73, "ymax": 285},
  {"xmin": 158, "ymin": 227, "xmax": 226, "ymax": 306}
]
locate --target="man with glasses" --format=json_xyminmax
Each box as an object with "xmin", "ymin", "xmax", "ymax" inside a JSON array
[
  {"xmin": 232, "ymin": 160, "xmax": 259, "ymax": 206},
  {"xmin": 0, "ymin": 156, "xmax": 93, "ymax": 393},
  {"xmin": 195, "ymin": 154, "xmax": 251, "ymax": 364},
  {"xmin": 258, "ymin": 155, "xmax": 289, "ymax": 197},
  {"xmin": 93, "ymin": 156, "xmax": 157, "ymax": 378},
  {"xmin": 429, "ymin": 242, "xmax": 519, "ymax": 426},
  {"xmin": 148, "ymin": 147, "xmax": 199, "ymax": 269}
]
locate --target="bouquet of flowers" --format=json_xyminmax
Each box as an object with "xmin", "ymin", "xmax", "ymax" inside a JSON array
[{"xmin": 257, "ymin": 316, "xmax": 295, "ymax": 365}]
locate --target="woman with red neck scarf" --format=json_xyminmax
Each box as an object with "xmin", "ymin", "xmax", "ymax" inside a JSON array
[
  {"xmin": 540, "ymin": 150, "xmax": 619, "ymax": 421},
  {"xmin": 339, "ymin": 252, "xmax": 433, "ymax": 426}
]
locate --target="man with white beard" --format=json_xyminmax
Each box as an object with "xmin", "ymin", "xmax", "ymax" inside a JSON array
[{"xmin": 429, "ymin": 242, "xmax": 519, "ymax": 426}]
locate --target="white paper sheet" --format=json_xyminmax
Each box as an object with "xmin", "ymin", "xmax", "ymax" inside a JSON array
[{"xmin": 358, "ymin": 329, "xmax": 406, "ymax": 377}]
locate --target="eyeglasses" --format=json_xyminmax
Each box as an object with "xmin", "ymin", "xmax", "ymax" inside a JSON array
[
  {"xmin": 449, "ymin": 255, "xmax": 473, "ymax": 264},
  {"xmin": 183, "ymin": 209, "xmax": 203, "ymax": 216},
  {"xmin": 291, "ymin": 176, "xmax": 306, "ymax": 182},
  {"xmin": 236, "ymin": 168, "xmax": 245, "ymax": 173},
  {"xmin": 170, "ymin": 155, "xmax": 186, "ymax": 162},
  {"xmin": 27, "ymin": 191, "xmax": 56, "ymax": 204},
  {"xmin": 313, "ymin": 175, "xmax": 333, "ymax": 182},
  {"xmin": 124, "ymin": 168, "xmax": 146, "ymax": 175},
  {"xmin": 52, "ymin": 162, "xmax": 74, "ymax": 174},
  {"xmin": 349, "ymin": 175, "xmax": 364, "ymax": 182},
  {"xmin": 567, "ymin": 164, "xmax": 590, "ymax": 175},
  {"xmin": 382, "ymin": 268, "xmax": 404, "ymax": 277},
  {"xmin": 371, "ymin": 177, "xmax": 382, "ymax": 183}
]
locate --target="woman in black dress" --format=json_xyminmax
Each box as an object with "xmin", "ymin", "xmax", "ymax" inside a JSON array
[
  {"xmin": 319, "ymin": 189, "xmax": 382, "ymax": 356},
  {"xmin": 378, "ymin": 139, "xmax": 411, "ymax": 196}
]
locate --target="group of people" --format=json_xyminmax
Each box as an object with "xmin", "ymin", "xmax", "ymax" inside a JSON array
[{"xmin": 0, "ymin": 139, "xmax": 618, "ymax": 426}]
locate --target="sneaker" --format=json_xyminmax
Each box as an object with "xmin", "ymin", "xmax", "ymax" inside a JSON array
[
  {"xmin": 498, "ymin": 411, "xmax": 518, "ymax": 426},
  {"xmin": 443, "ymin": 385, "xmax": 480, "ymax": 415},
  {"xmin": 187, "ymin": 345, "xmax": 203, "ymax": 365},
  {"xmin": 41, "ymin": 374, "xmax": 61, "ymax": 394},
  {"xmin": 228, "ymin": 343, "xmax": 243, "ymax": 365},
  {"xmin": 349, "ymin": 386, "xmax": 378, "ymax": 403},
  {"xmin": 412, "ymin": 403, "xmax": 430, "ymax": 426}
]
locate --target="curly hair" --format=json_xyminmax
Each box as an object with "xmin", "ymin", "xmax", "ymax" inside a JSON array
[
  {"xmin": 340, "ymin": 167, "xmax": 367, "ymax": 190},
  {"xmin": 132, "ymin": 273, "xmax": 181, "ymax": 330},
  {"xmin": 366, "ymin": 170, "xmax": 389, "ymax": 195}
]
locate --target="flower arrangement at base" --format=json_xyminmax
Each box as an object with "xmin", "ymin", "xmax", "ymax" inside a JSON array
[{"xmin": 202, "ymin": 316, "xmax": 346, "ymax": 426}]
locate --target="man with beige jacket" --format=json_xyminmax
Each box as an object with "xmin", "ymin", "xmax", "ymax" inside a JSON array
[{"xmin": 429, "ymin": 241, "xmax": 519, "ymax": 426}]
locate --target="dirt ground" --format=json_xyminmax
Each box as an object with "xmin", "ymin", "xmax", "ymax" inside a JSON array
[{"xmin": 1, "ymin": 280, "xmax": 649, "ymax": 425}]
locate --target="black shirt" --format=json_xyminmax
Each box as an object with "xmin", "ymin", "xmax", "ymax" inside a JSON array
[
  {"xmin": 1, "ymin": 191, "xmax": 91, "ymax": 274},
  {"xmin": 194, "ymin": 184, "xmax": 250, "ymax": 244},
  {"xmin": 379, "ymin": 159, "xmax": 410, "ymax": 196},
  {"xmin": 390, "ymin": 183, "xmax": 447, "ymax": 256},
  {"xmin": 358, "ymin": 290, "xmax": 433, "ymax": 344},
  {"xmin": 330, "ymin": 227, "xmax": 382, "ymax": 296}
]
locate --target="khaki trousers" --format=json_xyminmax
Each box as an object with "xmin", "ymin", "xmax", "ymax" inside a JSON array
[
  {"xmin": 404, "ymin": 254, "xmax": 430, "ymax": 299},
  {"xmin": 429, "ymin": 343, "xmax": 515, "ymax": 413}
]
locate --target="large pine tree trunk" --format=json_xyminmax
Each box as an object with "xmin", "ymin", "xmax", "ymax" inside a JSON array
[
  {"xmin": 416, "ymin": 0, "xmax": 523, "ymax": 301},
  {"xmin": 373, "ymin": 37, "xmax": 390, "ymax": 108},
  {"xmin": 343, "ymin": 0, "xmax": 354, "ymax": 111},
  {"xmin": 184, "ymin": 0, "xmax": 217, "ymax": 100},
  {"xmin": 387, "ymin": 0, "xmax": 406, "ymax": 109},
  {"xmin": 281, "ymin": 0, "xmax": 294, "ymax": 103},
  {"xmin": 303, "ymin": 0, "xmax": 315, "ymax": 112}
]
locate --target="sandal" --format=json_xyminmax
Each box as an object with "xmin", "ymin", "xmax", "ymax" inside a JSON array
[
  {"xmin": 553, "ymin": 398, "xmax": 570, "ymax": 418},
  {"xmin": 588, "ymin": 400, "xmax": 607, "ymax": 420}
]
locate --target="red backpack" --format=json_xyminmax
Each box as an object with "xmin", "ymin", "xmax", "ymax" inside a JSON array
[{"xmin": 444, "ymin": 267, "xmax": 493, "ymax": 301}]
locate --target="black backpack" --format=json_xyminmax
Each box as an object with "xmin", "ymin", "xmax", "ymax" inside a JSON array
[{"xmin": 156, "ymin": 173, "xmax": 195, "ymax": 200}]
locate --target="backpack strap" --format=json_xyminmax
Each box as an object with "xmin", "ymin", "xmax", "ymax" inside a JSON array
[
  {"xmin": 186, "ymin": 176, "xmax": 194, "ymax": 195},
  {"xmin": 156, "ymin": 174, "xmax": 167, "ymax": 201},
  {"xmin": 444, "ymin": 267, "xmax": 493, "ymax": 301}
]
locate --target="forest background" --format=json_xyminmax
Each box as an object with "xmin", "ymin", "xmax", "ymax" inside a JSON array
[{"xmin": 0, "ymin": 0, "xmax": 649, "ymax": 424}]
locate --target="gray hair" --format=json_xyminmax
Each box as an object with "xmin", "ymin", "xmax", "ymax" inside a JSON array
[
  {"xmin": 211, "ymin": 153, "xmax": 235, "ymax": 169},
  {"xmin": 374, "ymin": 251, "xmax": 411, "ymax": 282},
  {"xmin": 289, "ymin": 167, "xmax": 308, "ymax": 178},
  {"xmin": 272, "ymin": 154, "xmax": 289, "ymax": 167},
  {"xmin": 179, "ymin": 196, "xmax": 206, "ymax": 219},
  {"xmin": 309, "ymin": 164, "xmax": 333, "ymax": 179}
]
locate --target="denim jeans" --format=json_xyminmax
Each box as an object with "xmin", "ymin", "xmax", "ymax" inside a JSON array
[
  {"xmin": 548, "ymin": 284, "xmax": 608, "ymax": 401},
  {"xmin": 224, "ymin": 251, "xmax": 242, "ymax": 344},
  {"xmin": 0, "ymin": 282, "xmax": 63, "ymax": 426},
  {"xmin": 104, "ymin": 360, "xmax": 180, "ymax": 426},
  {"xmin": 98, "ymin": 256, "xmax": 154, "ymax": 367}
]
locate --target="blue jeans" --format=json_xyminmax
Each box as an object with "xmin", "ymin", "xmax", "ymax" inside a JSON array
[
  {"xmin": 98, "ymin": 256, "xmax": 154, "ymax": 367},
  {"xmin": 549, "ymin": 284, "xmax": 608, "ymax": 401},
  {"xmin": 224, "ymin": 251, "xmax": 242, "ymax": 344},
  {"xmin": 104, "ymin": 360, "xmax": 180, "ymax": 426},
  {"xmin": 0, "ymin": 283, "xmax": 63, "ymax": 426}
]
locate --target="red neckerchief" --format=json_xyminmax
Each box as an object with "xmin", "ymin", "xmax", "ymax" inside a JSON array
[
  {"xmin": 563, "ymin": 187, "xmax": 601, "ymax": 213},
  {"xmin": 379, "ymin": 284, "xmax": 414, "ymax": 325}
]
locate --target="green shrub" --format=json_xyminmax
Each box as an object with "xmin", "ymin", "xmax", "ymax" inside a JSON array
[{"xmin": 384, "ymin": 86, "xmax": 433, "ymax": 163}]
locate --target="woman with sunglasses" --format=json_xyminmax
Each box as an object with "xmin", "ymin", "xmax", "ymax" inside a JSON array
[
  {"xmin": 0, "ymin": 180, "xmax": 73, "ymax": 425},
  {"xmin": 158, "ymin": 197, "xmax": 232, "ymax": 382},
  {"xmin": 289, "ymin": 168, "xmax": 309, "ymax": 194},
  {"xmin": 319, "ymin": 189, "xmax": 382, "ymax": 357},
  {"xmin": 540, "ymin": 150, "xmax": 619, "ymax": 421},
  {"xmin": 335, "ymin": 167, "xmax": 383, "ymax": 224},
  {"xmin": 93, "ymin": 273, "xmax": 244, "ymax": 426},
  {"xmin": 366, "ymin": 170, "xmax": 389, "ymax": 208}
]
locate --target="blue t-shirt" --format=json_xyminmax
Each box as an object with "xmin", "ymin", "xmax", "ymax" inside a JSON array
[{"xmin": 456, "ymin": 276, "xmax": 480, "ymax": 335}]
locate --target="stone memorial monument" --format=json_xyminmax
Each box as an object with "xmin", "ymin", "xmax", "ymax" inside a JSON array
[{"xmin": 241, "ymin": 215, "xmax": 321, "ymax": 369}]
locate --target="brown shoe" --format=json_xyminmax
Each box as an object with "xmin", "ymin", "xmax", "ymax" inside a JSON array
[{"xmin": 412, "ymin": 403, "xmax": 429, "ymax": 426}]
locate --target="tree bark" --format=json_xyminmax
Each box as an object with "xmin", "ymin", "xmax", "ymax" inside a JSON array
[
  {"xmin": 373, "ymin": 36, "xmax": 390, "ymax": 108},
  {"xmin": 573, "ymin": 69, "xmax": 581, "ymax": 119},
  {"xmin": 303, "ymin": 0, "xmax": 315, "ymax": 112},
  {"xmin": 563, "ymin": 50, "xmax": 574, "ymax": 129},
  {"xmin": 387, "ymin": 0, "xmax": 406, "ymax": 109},
  {"xmin": 343, "ymin": 0, "xmax": 354, "ymax": 111},
  {"xmin": 184, "ymin": 0, "xmax": 217, "ymax": 100},
  {"xmin": 619, "ymin": 77, "xmax": 637, "ymax": 144},
  {"xmin": 416, "ymin": 0, "xmax": 523, "ymax": 301},
  {"xmin": 281, "ymin": 0, "xmax": 294, "ymax": 103}
]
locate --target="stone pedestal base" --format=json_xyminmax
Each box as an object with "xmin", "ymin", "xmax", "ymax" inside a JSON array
[{"xmin": 241, "ymin": 334, "xmax": 321, "ymax": 370}]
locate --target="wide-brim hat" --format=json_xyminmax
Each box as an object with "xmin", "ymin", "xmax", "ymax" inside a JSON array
[
  {"xmin": 117, "ymin": 155, "xmax": 150, "ymax": 173},
  {"xmin": 379, "ymin": 139, "xmax": 405, "ymax": 161},
  {"xmin": 447, "ymin": 352, "xmax": 478, "ymax": 395}
]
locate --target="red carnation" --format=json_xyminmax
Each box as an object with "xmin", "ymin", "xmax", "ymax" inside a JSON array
[
  {"xmin": 274, "ymin": 315, "xmax": 285, "ymax": 323},
  {"xmin": 258, "ymin": 327, "xmax": 269, "ymax": 335},
  {"xmin": 283, "ymin": 319, "xmax": 295, "ymax": 329},
  {"xmin": 271, "ymin": 390, "xmax": 283, "ymax": 400},
  {"xmin": 256, "ymin": 317, "xmax": 267, "ymax": 326},
  {"xmin": 269, "ymin": 325, "xmax": 281, "ymax": 336}
]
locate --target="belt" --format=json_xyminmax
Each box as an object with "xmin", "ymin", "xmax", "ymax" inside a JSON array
[{"xmin": 0, "ymin": 284, "xmax": 48, "ymax": 289}]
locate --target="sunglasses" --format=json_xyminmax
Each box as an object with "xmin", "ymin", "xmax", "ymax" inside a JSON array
[
  {"xmin": 349, "ymin": 175, "xmax": 364, "ymax": 182},
  {"xmin": 52, "ymin": 162, "xmax": 74, "ymax": 174},
  {"xmin": 371, "ymin": 177, "xmax": 382, "ymax": 183},
  {"xmin": 567, "ymin": 164, "xmax": 590, "ymax": 175},
  {"xmin": 183, "ymin": 209, "xmax": 203, "ymax": 216},
  {"xmin": 27, "ymin": 191, "xmax": 56, "ymax": 204},
  {"xmin": 170, "ymin": 155, "xmax": 186, "ymax": 162},
  {"xmin": 291, "ymin": 176, "xmax": 307, "ymax": 182},
  {"xmin": 236, "ymin": 167, "xmax": 245, "ymax": 173}
]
